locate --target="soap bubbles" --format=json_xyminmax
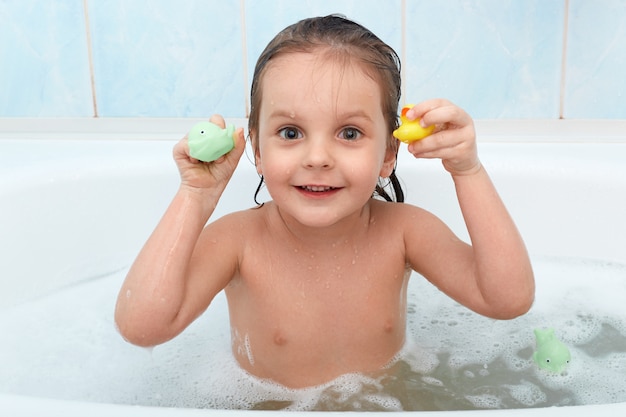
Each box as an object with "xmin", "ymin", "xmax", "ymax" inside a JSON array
[{"xmin": 1, "ymin": 257, "xmax": 626, "ymax": 411}]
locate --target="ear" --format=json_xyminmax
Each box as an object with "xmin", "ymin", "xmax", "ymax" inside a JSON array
[
  {"xmin": 255, "ymin": 151, "xmax": 262, "ymax": 176},
  {"xmin": 250, "ymin": 131, "xmax": 263, "ymax": 175},
  {"xmin": 379, "ymin": 140, "xmax": 398, "ymax": 178},
  {"xmin": 250, "ymin": 129, "xmax": 263, "ymax": 175}
]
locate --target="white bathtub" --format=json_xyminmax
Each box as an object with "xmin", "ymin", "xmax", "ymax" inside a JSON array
[{"xmin": 1, "ymin": 118, "xmax": 626, "ymax": 416}]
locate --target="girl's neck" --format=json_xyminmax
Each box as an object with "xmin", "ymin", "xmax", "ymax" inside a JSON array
[{"xmin": 269, "ymin": 201, "xmax": 373, "ymax": 249}]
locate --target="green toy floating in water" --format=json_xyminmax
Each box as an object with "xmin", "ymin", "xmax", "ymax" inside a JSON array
[
  {"xmin": 393, "ymin": 104, "xmax": 435, "ymax": 143},
  {"xmin": 188, "ymin": 121, "xmax": 235, "ymax": 162},
  {"xmin": 533, "ymin": 328, "xmax": 571, "ymax": 373}
]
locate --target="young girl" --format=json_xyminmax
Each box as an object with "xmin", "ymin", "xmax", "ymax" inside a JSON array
[{"xmin": 115, "ymin": 15, "xmax": 534, "ymax": 389}]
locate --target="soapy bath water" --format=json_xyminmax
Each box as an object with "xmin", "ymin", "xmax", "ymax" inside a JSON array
[{"xmin": 1, "ymin": 257, "xmax": 626, "ymax": 411}]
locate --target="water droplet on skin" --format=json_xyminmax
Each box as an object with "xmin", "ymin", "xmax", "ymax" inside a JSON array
[{"xmin": 244, "ymin": 334, "xmax": 255, "ymax": 366}]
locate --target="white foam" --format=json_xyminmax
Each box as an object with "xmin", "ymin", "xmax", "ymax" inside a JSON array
[
  {"xmin": 504, "ymin": 381, "xmax": 547, "ymax": 407},
  {"xmin": 1, "ymin": 257, "xmax": 626, "ymax": 410},
  {"xmin": 465, "ymin": 394, "xmax": 501, "ymax": 409},
  {"xmin": 404, "ymin": 256, "xmax": 626, "ymax": 409}
]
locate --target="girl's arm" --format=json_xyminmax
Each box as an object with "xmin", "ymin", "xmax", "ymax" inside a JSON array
[
  {"xmin": 405, "ymin": 99, "xmax": 534, "ymax": 319},
  {"xmin": 114, "ymin": 115, "xmax": 246, "ymax": 346}
]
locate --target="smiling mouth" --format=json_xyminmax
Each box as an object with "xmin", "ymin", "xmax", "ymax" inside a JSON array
[{"xmin": 299, "ymin": 185, "xmax": 338, "ymax": 192}]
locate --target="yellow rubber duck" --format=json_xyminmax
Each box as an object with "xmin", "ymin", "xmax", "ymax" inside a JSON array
[{"xmin": 393, "ymin": 104, "xmax": 435, "ymax": 143}]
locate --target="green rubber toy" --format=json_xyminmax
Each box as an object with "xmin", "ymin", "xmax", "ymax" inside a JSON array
[
  {"xmin": 188, "ymin": 121, "xmax": 235, "ymax": 162},
  {"xmin": 533, "ymin": 328, "xmax": 571, "ymax": 373}
]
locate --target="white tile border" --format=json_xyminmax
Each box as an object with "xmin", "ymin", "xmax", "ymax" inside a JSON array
[{"xmin": 0, "ymin": 118, "xmax": 625, "ymax": 143}]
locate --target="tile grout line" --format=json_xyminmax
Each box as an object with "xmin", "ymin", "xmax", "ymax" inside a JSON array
[
  {"xmin": 401, "ymin": 0, "xmax": 407, "ymax": 103},
  {"xmin": 240, "ymin": 0, "xmax": 249, "ymax": 118},
  {"xmin": 559, "ymin": 0, "xmax": 570, "ymax": 119},
  {"xmin": 83, "ymin": 0, "xmax": 98, "ymax": 118}
]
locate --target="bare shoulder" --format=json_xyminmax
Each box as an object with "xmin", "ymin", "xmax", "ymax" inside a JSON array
[
  {"xmin": 191, "ymin": 205, "xmax": 270, "ymax": 277},
  {"xmin": 368, "ymin": 199, "xmax": 461, "ymax": 256},
  {"xmin": 203, "ymin": 204, "xmax": 268, "ymax": 237},
  {"xmin": 368, "ymin": 199, "xmax": 443, "ymax": 229}
]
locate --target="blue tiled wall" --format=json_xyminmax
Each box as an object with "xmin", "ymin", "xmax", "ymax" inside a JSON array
[{"xmin": 1, "ymin": 0, "xmax": 624, "ymax": 119}]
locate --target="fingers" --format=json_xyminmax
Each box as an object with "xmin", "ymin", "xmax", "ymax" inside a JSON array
[
  {"xmin": 173, "ymin": 118, "xmax": 247, "ymax": 188},
  {"xmin": 403, "ymin": 99, "xmax": 478, "ymax": 175},
  {"xmin": 408, "ymin": 127, "xmax": 467, "ymax": 158},
  {"xmin": 406, "ymin": 99, "xmax": 471, "ymax": 129},
  {"xmin": 217, "ymin": 126, "xmax": 246, "ymax": 165},
  {"xmin": 403, "ymin": 99, "xmax": 472, "ymax": 154},
  {"xmin": 233, "ymin": 127, "xmax": 246, "ymax": 153},
  {"xmin": 175, "ymin": 115, "xmax": 246, "ymax": 168},
  {"xmin": 206, "ymin": 114, "xmax": 245, "ymax": 156},
  {"xmin": 209, "ymin": 114, "xmax": 226, "ymax": 129},
  {"xmin": 405, "ymin": 98, "xmax": 449, "ymax": 122},
  {"xmin": 173, "ymin": 135, "xmax": 193, "ymax": 162}
]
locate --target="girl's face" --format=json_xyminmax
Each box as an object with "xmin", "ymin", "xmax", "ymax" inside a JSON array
[{"xmin": 254, "ymin": 51, "xmax": 397, "ymax": 229}]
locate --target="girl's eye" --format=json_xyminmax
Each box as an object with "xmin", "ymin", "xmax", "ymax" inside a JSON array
[
  {"xmin": 278, "ymin": 127, "xmax": 302, "ymax": 140},
  {"xmin": 339, "ymin": 127, "xmax": 361, "ymax": 141}
]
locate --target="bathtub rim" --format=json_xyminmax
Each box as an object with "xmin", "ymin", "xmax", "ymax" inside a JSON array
[{"xmin": 2, "ymin": 392, "xmax": 626, "ymax": 417}]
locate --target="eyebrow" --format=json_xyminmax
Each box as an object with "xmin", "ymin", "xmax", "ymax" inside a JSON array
[
  {"xmin": 266, "ymin": 109, "xmax": 298, "ymax": 119},
  {"xmin": 336, "ymin": 110, "xmax": 374, "ymax": 122}
]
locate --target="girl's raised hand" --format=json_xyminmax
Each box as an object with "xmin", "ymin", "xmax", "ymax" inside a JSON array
[
  {"xmin": 173, "ymin": 114, "xmax": 246, "ymax": 190},
  {"xmin": 404, "ymin": 99, "xmax": 480, "ymax": 176}
]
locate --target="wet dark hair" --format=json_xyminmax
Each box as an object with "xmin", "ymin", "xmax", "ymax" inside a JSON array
[{"xmin": 248, "ymin": 14, "xmax": 404, "ymax": 203}]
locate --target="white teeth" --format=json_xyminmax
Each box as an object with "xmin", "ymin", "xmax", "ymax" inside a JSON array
[{"xmin": 303, "ymin": 185, "xmax": 334, "ymax": 192}]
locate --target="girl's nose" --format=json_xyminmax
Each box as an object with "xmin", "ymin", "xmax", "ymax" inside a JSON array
[{"xmin": 303, "ymin": 137, "xmax": 334, "ymax": 169}]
